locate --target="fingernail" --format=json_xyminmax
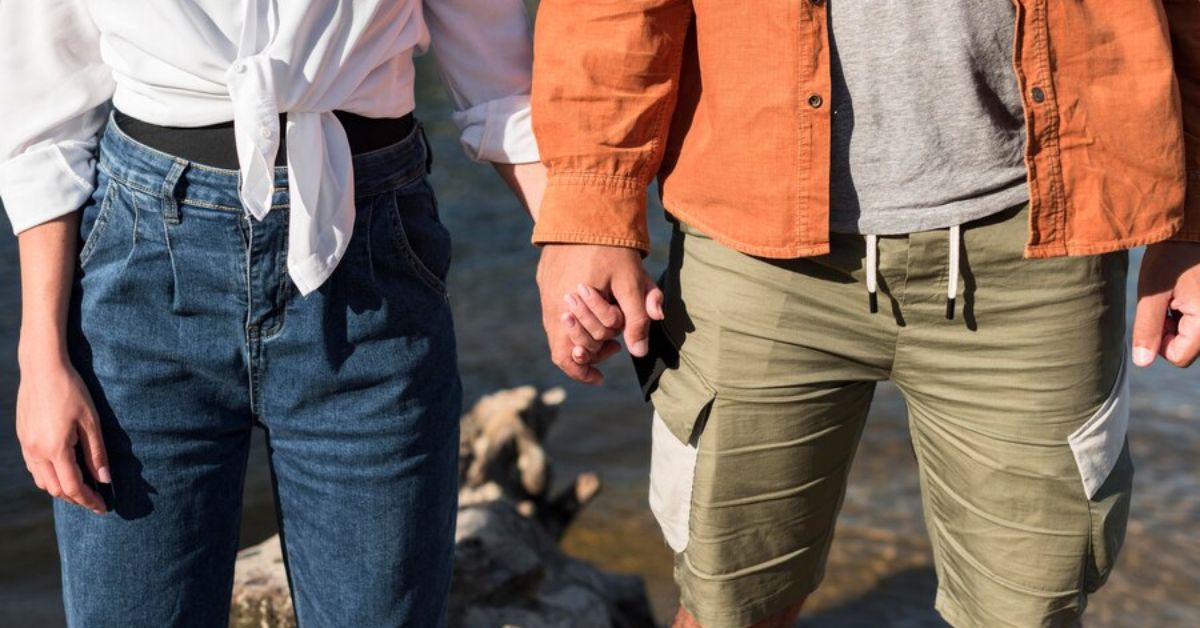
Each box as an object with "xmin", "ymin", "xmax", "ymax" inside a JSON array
[
  {"xmin": 98, "ymin": 466, "xmax": 112, "ymax": 484},
  {"xmin": 577, "ymin": 284, "xmax": 590, "ymax": 298},
  {"xmin": 563, "ymin": 315, "xmax": 576, "ymax": 328},
  {"xmin": 565, "ymin": 293, "xmax": 579, "ymax": 308},
  {"xmin": 631, "ymin": 340, "xmax": 648, "ymax": 356},
  {"xmin": 1132, "ymin": 347, "xmax": 1154, "ymax": 366}
]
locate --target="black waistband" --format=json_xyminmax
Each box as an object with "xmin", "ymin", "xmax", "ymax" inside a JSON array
[{"xmin": 111, "ymin": 110, "xmax": 417, "ymax": 170}]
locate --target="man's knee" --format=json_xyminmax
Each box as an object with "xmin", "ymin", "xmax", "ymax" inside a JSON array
[{"xmin": 671, "ymin": 599, "xmax": 806, "ymax": 628}]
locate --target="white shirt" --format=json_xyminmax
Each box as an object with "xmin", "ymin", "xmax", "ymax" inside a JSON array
[{"xmin": 0, "ymin": 0, "xmax": 539, "ymax": 294}]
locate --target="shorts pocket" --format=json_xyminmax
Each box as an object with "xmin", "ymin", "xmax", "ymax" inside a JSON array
[
  {"xmin": 1083, "ymin": 441, "xmax": 1132, "ymax": 593},
  {"xmin": 649, "ymin": 411, "xmax": 700, "ymax": 553},
  {"xmin": 1067, "ymin": 353, "xmax": 1134, "ymax": 593},
  {"xmin": 634, "ymin": 317, "xmax": 717, "ymax": 445},
  {"xmin": 638, "ymin": 319, "xmax": 716, "ymax": 554},
  {"xmin": 1067, "ymin": 354, "xmax": 1130, "ymax": 500}
]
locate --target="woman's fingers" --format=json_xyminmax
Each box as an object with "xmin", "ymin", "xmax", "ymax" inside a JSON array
[
  {"xmin": 32, "ymin": 460, "xmax": 62, "ymax": 500},
  {"xmin": 564, "ymin": 293, "xmax": 609, "ymax": 342},
  {"xmin": 78, "ymin": 414, "xmax": 112, "ymax": 486},
  {"xmin": 562, "ymin": 311, "xmax": 603, "ymax": 352},
  {"xmin": 28, "ymin": 462, "xmax": 47, "ymax": 491},
  {"xmin": 572, "ymin": 339, "xmax": 622, "ymax": 365},
  {"xmin": 577, "ymin": 284, "xmax": 625, "ymax": 330},
  {"xmin": 52, "ymin": 450, "xmax": 107, "ymax": 514}
]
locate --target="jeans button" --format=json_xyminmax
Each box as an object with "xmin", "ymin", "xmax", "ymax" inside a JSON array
[
  {"xmin": 807, "ymin": 94, "xmax": 824, "ymax": 109},
  {"xmin": 1031, "ymin": 86, "xmax": 1046, "ymax": 103}
]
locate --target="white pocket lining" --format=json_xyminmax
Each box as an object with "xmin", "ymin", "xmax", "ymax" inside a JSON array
[
  {"xmin": 648, "ymin": 411, "xmax": 699, "ymax": 553},
  {"xmin": 1068, "ymin": 353, "xmax": 1130, "ymax": 500}
]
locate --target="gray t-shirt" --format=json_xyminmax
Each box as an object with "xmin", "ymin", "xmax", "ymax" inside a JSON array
[{"xmin": 828, "ymin": 1, "xmax": 1029, "ymax": 235}]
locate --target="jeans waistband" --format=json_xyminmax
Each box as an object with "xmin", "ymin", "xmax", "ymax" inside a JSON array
[{"xmin": 97, "ymin": 111, "xmax": 431, "ymax": 213}]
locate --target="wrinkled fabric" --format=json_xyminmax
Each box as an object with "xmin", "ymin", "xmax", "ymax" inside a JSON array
[
  {"xmin": 532, "ymin": 0, "xmax": 1200, "ymax": 259},
  {"xmin": 0, "ymin": 0, "xmax": 538, "ymax": 294},
  {"xmin": 641, "ymin": 204, "xmax": 1131, "ymax": 628}
]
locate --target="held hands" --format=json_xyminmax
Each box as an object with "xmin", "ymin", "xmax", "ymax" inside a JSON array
[
  {"xmin": 16, "ymin": 353, "xmax": 111, "ymax": 515},
  {"xmin": 1133, "ymin": 241, "xmax": 1200, "ymax": 368},
  {"xmin": 537, "ymin": 244, "xmax": 664, "ymax": 384}
]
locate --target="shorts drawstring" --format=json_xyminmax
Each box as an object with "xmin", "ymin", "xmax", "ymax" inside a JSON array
[
  {"xmin": 864, "ymin": 225, "xmax": 961, "ymax": 319},
  {"xmin": 866, "ymin": 234, "xmax": 879, "ymax": 313},
  {"xmin": 946, "ymin": 224, "xmax": 960, "ymax": 320}
]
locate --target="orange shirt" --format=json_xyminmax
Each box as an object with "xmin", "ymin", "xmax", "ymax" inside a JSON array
[{"xmin": 531, "ymin": 0, "xmax": 1200, "ymax": 259}]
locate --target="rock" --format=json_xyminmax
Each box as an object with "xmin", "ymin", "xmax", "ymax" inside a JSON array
[
  {"xmin": 230, "ymin": 536, "xmax": 295, "ymax": 628},
  {"xmin": 231, "ymin": 387, "xmax": 653, "ymax": 628}
]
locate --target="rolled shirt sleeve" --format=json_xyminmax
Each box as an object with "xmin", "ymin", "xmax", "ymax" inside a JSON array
[
  {"xmin": 422, "ymin": 0, "xmax": 539, "ymax": 164},
  {"xmin": 529, "ymin": 0, "xmax": 694, "ymax": 253},
  {"xmin": 0, "ymin": 0, "xmax": 115, "ymax": 235}
]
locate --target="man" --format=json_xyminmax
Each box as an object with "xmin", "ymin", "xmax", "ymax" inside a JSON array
[{"xmin": 531, "ymin": 1, "xmax": 1198, "ymax": 627}]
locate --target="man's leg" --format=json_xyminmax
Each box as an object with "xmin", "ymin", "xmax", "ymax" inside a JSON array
[
  {"xmin": 672, "ymin": 600, "xmax": 807, "ymax": 628},
  {"xmin": 257, "ymin": 186, "xmax": 461, "ymax": 627},
  {"xmin": 892, "ymin": 206, "xmax": 1131, "ymax": 627},
  {"xmin": 642, "ymin": 222, "xmax": 897, "ymax": 628}
]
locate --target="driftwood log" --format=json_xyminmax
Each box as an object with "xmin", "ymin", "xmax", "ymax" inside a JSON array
[{"xmin": 230, "ymin": 386, "xmax": 655, "ymax": 628}]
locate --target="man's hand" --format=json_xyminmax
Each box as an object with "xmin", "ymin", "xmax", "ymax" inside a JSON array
[
  {"xmin": 1133, "ymin": 241, "xmax": 1200, "ymax": 368},
  {"xmin": 537, "ymin": 244, "xmax": 664, "ymax": 384}
]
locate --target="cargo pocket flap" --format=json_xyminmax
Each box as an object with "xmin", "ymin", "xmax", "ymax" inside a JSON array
[
  {"xmin": 634, "ymin": 321, "xmax": 716, "ymax": 445},
  {"xmin": 1068, "ymin": 355, "xmax": 1130, "ymax": 500}
]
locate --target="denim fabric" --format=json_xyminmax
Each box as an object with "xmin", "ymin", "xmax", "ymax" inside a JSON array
[{"xmin": 56, "ymin": 116, "xmax": 461, "ymax": 627}]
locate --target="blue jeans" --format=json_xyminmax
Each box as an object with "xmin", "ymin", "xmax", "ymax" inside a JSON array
[{"xmin": 56, "ymin": 117, "xmax": 461, "ymax": 627}]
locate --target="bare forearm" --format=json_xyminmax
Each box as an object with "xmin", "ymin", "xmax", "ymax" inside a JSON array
[
  {"xmin": 17, "ymin": 214, "xmax": 80, "ymax": 369},
  {"xmin": 492, "ymin": 161, "xmax": 547, "ymax": 223}
]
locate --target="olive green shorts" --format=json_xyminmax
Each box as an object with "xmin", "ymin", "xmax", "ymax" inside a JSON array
[{"xmin": 637, "ymin": 205, "xmax": 1132, "ymax": 628}]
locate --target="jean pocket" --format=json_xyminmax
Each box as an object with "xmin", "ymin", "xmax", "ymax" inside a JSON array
[
  {"xmin": 78, "ymin": 170, "xmax": 116, "ymax": 270},
  {"xmin": 385, "ymin": 180, "xmax": 451, "ymax": 297}
]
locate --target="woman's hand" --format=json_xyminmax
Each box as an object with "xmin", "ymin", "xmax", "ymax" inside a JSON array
[
  {"xmin": 17, "ymin": 351, "xmax": 110, "ymax": 514},
  {"xmin": 15, "ymin": 214, "xmax": 110, "ymax": 514},
  {"xmin": 561, "ymin": 283, "xmax": 628, "ymax": 365}
]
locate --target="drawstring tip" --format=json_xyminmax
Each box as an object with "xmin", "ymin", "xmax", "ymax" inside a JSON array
[
  {"xmin": 869, "ymin": 291, "xmax": 879, "ymax": 314},
  {"xmin": 945, "ymin": 297, "xmax": 956, "ymax": 320}
]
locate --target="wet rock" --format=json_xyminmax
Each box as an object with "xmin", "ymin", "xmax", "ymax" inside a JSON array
[{"xmin": 230, "ymin": 387, "xmax": 653, "ymax": 628}]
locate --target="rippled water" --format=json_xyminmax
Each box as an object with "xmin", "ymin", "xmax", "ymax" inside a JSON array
[{"xmin": 1, "ymin": 55, "xmax": 1197, "ymax": 627}]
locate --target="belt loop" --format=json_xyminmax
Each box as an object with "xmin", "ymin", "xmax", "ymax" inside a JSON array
[
  {"xmin": 418, "ymin": 123, "xmax": 433, "ymax": 174},
  {"xmin": 160, "ymin": 158, "xmax": 187, "ymax": 225}
]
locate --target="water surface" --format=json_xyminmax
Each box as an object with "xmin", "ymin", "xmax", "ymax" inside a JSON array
[{"xmin": 1, "ymin": 54, "xmax": 1196, "ymax": 628}]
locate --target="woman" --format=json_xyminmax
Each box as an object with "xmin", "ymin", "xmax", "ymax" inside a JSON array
[{"xmin": 0, "ymin": 1, "xmax": 544, "ymax": 625}]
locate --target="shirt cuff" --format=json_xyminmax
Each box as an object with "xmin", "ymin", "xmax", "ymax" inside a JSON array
[
  {"xmin": 0, "ymin": 141, "xmax": 97, "ymax": 234},
  {"xmin": 531, "ymin": 174, "xmax": 651, "ymax": 253},
  {"xmin": 452, "ymin": 94, "xmax": 540, "ymax": 164},
  {"xmin": 1170, "ymin": 170, "xmax": 1200, "ymax": 243}
]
